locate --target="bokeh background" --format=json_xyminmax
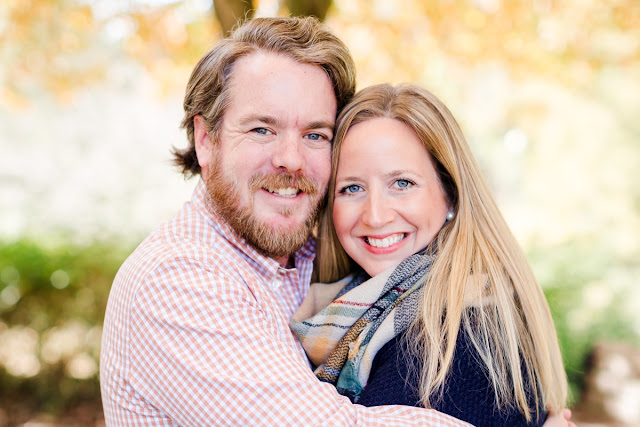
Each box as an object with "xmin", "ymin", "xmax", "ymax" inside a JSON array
[{"xmin": 1, "ymin": 0, "xmax": 639, "ymax": 425}]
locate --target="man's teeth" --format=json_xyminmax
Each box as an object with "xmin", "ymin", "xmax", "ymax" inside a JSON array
[
  {"xmin": 269, "ymin": 187, "xmax": 299, "ymax": 197},
  {"xmin": 365, "ymin": 233, "xmax": 405, "ymax": 248}
]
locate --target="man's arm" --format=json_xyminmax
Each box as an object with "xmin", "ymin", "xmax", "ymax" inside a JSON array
[{"xmin": 122, "ymin": 257, "xmax": 469, "ymax": 426}]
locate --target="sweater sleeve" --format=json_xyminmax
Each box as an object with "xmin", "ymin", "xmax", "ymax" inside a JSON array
[{"xmin": 357, "ymin": 330, "xmax": 547, "ymax": 427}]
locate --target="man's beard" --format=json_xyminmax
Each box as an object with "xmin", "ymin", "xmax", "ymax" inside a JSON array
[{"xmin": 205, "ymin": 158, "xmax": 325, "ymax": 259}]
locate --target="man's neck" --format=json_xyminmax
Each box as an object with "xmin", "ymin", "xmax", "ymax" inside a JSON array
[{"xmin": 275, "ymin": 254, "xmax": 295, "ymax": 269}]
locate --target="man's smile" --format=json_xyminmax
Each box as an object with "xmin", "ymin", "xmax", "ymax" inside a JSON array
[{"xmin": 265, "ymin": 187, "xmax": 302, "ymax": 197}]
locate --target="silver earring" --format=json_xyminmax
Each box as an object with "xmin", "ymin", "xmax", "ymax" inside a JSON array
[{"xmin": 446, "ymin": 211, "xmax": 455, "ymax": 221}]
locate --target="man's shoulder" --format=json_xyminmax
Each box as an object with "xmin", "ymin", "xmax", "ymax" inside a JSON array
[{"xmin": 119, "ymin": 213, "xmax": 240, "ymax": 283}]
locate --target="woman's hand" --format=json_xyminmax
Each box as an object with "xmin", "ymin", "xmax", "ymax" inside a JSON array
[{"xmin": 543, "ymin": 409, "xmax": 576, "ymax": 427}]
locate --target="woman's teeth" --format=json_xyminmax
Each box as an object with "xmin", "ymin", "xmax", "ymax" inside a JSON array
[{"xmin": 365, "ymin": 233, "xmax": 405, "ymax": 248}]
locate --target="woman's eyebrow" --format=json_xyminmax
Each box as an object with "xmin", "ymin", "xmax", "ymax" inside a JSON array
[
  {"xmin": 336, "ymin": 170, "xmax": 421, "ymax": 181},
  {"xmin": 335, "ymin": 175, "xmax": 361, "ymax": 183},
  {"xmin": 385, "ymin": 169, "xmax": 422, "ymax": 178}
]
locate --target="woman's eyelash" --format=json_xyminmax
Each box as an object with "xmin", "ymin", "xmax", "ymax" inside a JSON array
[
  {"xmin": 339, "ymin": 184, "xmax": 361, "ymax": 194},
  {"xmin": 394, "ymin": 178, "xmax": 415, "ymax": 188}
]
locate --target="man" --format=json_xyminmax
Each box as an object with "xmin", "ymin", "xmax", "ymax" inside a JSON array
[{"xmin": 100, "ymin": 16, "xmax": 468, "ymax": 426}]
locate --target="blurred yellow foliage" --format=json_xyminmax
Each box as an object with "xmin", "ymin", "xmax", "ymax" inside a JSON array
[
  {"xmin": 0, "ymin": 0, "xmax": 219, "ymax": 105},
  {"xmin": 2, "ymin": 0, "xmax": 104, "ymax": 106},
  {"xmin": 1, "ymin": 0, "xmax": 639, "ymax": 105},
  {"xmin": 329, "ymin": 0, "xmax": 640, "ymax": 89}
]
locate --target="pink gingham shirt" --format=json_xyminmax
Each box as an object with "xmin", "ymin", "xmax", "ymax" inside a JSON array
[{"xmin": 100, "ymin": 179, "xmax": 469, "ymax": 426}]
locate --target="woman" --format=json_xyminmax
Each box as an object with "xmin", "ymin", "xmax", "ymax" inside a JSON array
[{"xmin": 291, "ymin": 84, "xmax": 569, "ymax": 426}]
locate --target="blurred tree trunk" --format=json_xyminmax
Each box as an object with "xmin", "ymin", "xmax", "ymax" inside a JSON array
[
  {"xmin": 284, "ymin": 0, "xmax": 333, "ymax": 20},
  {"xmin": 213, "ymin": 0, "xmax": 255, "ymax": 35},
  {"xmin": 212, "ymin": 0, "xmax": 333, "ymax": 35}
]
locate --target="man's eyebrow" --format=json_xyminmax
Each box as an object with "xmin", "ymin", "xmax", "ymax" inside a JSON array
[
  {"xmin": 307, "ymin": 121, "xmax": 335, "ymax": 131},
  {"xmin": 238, "ymin": 115, "xmax": 334, "ymax": 131},
  {"xmin": 238, "ymin": 114, "xmax": 282, "ymax": 127}
]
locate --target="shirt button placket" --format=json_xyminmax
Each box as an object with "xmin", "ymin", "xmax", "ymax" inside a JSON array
[{"xmin": 271, "ymin": 267, "xmax": 285, "ymax": 291}]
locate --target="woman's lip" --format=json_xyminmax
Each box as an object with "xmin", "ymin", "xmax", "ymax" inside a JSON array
[
  {"xmin": 364, "ymin": 232, "xmax": 405, "ymax": 240},
  {"xmin": 361, "ymin": 233, "xmax": 409, "ymax": 255}
]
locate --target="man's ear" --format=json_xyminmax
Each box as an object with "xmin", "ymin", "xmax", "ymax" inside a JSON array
[{"xmin": 194, "ymin": 115, "xmax": 213, "ymax": 170}]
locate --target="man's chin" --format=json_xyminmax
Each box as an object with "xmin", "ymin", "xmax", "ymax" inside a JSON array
[
  {"xmin": 254, "ymin": 213, "xmax": 308, "ymax": 231},
  {"xmin": 241, "ymin": 217, "xmax": 313, "ymax": 259},
  {"xmin": 254, "ymin": 195, "xmax": 310, "ymax": 216},
  {"xmin": 206, "ymin": 178, "xmax": 320, "ymax": 258}
]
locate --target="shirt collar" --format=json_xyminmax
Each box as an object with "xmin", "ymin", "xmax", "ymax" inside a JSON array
[{"xmin": 191, "ymin": 178, "xmax": 316, "ymax": 271}]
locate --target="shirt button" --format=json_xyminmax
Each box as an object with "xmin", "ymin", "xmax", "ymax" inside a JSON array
[{"xmin": 271, "ymin": 279, "xmax": 283, "ymax": 290}]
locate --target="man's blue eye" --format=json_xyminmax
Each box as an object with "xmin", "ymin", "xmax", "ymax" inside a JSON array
[
  {"xmin": 253, "ymin": 128, "xmax": 269, "ymax": 135},
  {"xmin": 306, "ymin": 133, "xmax": 325, "ymax": 141},
  {"xmin": 396, "ymin": 179, "xmax": 411, "ymax": 188}
]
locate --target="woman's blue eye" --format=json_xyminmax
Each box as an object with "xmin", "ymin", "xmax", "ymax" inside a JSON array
[
  {"xmin": 342, "ymin": 184, "xmax": 361, "ymax": 194},
  {"xmin": 396, "ymin": 179, "xmax": 412, "ymax": 188}
]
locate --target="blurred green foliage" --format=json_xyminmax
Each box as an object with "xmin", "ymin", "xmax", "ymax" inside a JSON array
[
  {"xmin": 0, "ymin": 238, "xmax": 136, "ymax": 415},
  {"xmin": 0, "ymin": 239, "xmax": 124, "ymax": 325},
  {"xmin": 530, "ymin": 239, "xmax": 640, "ymax": 404}
]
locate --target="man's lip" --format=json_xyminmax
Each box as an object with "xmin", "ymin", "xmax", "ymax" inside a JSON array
[
  {"xmin": 258, "ymin": 188, "xmax": 306, "ymax": 200},
  {"xmin": 263, "ymin": 187, "xmax": 301, "ymax": 198}
]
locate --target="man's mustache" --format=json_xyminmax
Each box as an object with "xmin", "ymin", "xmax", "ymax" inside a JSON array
[{"xmin": 249, "ymin": 172, "xmax": 319, "ymax": 196}]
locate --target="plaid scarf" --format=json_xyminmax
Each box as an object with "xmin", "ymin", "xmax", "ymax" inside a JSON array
[{"xmin": 290, "ymin": 249, "xmax": 435, "ymax": 402}]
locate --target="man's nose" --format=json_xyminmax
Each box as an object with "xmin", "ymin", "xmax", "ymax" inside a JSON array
[
  {"xmin": 271, "ymin": 133, "xmax": 304, "ymax": 172},
  {"xmin": 361, "ymin": 190, "xmax": 394, "ymax": 228}
]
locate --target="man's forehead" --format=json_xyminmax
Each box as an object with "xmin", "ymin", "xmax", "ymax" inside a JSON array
[
  {"xmin": 227, "ymin": 52, "xmax": 335, "ymax": 98},
  {"xmin": 223, "ymin": 52, "xmax": 338, "ymax": 125}
]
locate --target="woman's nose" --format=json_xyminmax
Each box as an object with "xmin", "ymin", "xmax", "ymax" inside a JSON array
[{"xmin": 361, "ymin": 191, "xmax": 394, "ymax": 228}]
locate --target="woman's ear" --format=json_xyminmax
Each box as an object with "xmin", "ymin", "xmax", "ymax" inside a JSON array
[{"xmin": 194, "ymin": 115, "xmax": 213, "ymax": 170}]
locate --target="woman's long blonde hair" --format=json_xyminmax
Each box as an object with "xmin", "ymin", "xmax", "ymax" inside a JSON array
[{"xmin": 316, "ymin": 83, "xmax": 567, "ymax": 420}]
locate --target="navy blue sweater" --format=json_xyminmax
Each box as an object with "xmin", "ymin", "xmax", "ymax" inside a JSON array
[{"xmin": 356, "ymin": 329, "xmax": 546, "ymax": 427}]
